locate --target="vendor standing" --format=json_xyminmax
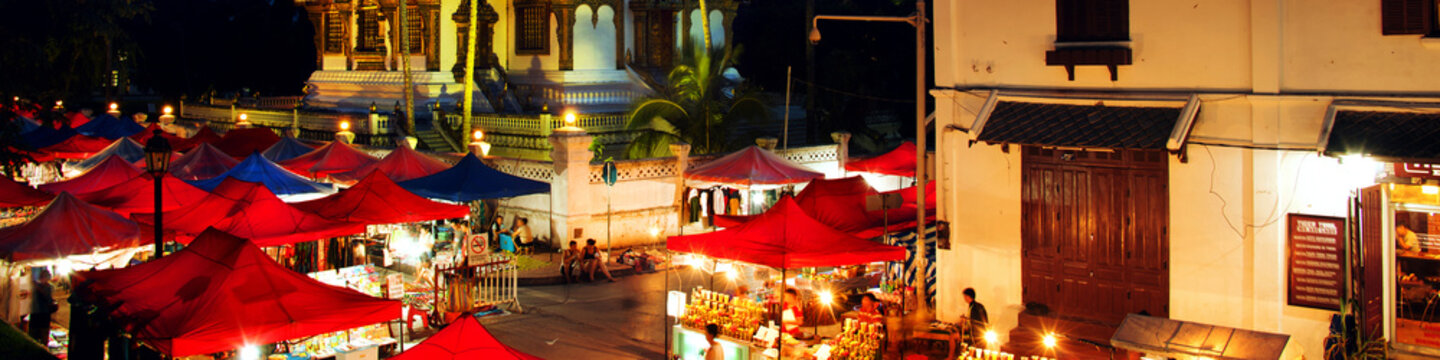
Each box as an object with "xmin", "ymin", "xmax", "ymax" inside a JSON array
[
  {"xmin": 963, "ymin": 287, "xmax": 989, "ymax": 344},
  {"xmin": 781, "ymin": 288, "xmax": 804, "ymax": 337}
]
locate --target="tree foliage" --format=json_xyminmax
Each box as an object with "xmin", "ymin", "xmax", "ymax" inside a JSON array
[
  {"xmin": 0, "ymin": 0, "xmax": 153, "ymax": 101},
  {"xmin": 624, "ymin": 45, "xmax": 770, "ymax": 159}
]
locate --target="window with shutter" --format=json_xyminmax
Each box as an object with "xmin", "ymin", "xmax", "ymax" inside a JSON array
[
  {"xmin": 515, "ymin": 2, "xmax": 551, "ymax": 55},
  {"xmin": 1381, "ymin": 0, "xmax": 1435, "ymax": 35},
  {"xmin": 1047, "ymin": 0, "xmax": 1132, "ymax": 80}
]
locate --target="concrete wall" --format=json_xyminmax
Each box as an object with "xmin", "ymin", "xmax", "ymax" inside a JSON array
[{"xmin": 931, "ymin": 0, "xmax": 1440, "ymax": 356}]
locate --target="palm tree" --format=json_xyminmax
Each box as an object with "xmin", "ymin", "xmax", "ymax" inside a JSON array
[{"xmin": 623, "ymin": 46, "xmax": 769, "ymax": 159}]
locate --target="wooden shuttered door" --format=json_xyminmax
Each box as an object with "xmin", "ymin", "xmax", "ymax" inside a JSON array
[
  {"xmin": 1382, "ymin": 0, "xmax": 1433, "ymax": 35},
  {"xmin": 1021, "ymin": 148, "xmax": 1168, "ymax": 326},
  {"xmin": 1357, "ymin": 185, "xmax": 1385, "ymax": 339},
  {"xmin": 1055, "ymin": 0, "xmax": 1130, "ymax": 42}
]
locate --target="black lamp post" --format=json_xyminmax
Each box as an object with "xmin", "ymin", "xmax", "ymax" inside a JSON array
[{"xmin": 143, "ymin": 129, "xmax": 172, "ymax": 257}]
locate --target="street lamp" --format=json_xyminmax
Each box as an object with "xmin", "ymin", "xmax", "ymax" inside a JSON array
[
  {"xmin": 143, "ymin": 129, "xmax": 172, "ymax": 258},
  {"xmin": 812, "ymin": 0, "xmax": 930, "ymax": 315}
]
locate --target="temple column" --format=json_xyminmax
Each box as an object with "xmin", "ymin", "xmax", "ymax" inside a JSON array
[{"xmin": 556, "ymin": 5, "xmax": 577, "ymax": 71}]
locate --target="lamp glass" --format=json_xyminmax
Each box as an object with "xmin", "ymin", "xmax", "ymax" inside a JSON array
[
  {"xmin": 564, "ymin": 112, "xmax": 577, "ymax": 126},
  {"xmin": 144, "ymin": 130, "xmax": 172, "ymax": 175},
  {"xmin": 340, "ymin": 121, "xmax": 351, "ymax": 131},
  {"xmin": 162, "ymin": 105, "xmax": 173, "ymax": 115}
]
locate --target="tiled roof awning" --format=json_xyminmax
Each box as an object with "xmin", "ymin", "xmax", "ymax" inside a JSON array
[
  {"xmin": 974, "ymin": 101, "xmax": 1186, "ymax": 150},
  {"xmin": 1323, "ymin": 109, "xmax": 1440, "ymax": 161}
]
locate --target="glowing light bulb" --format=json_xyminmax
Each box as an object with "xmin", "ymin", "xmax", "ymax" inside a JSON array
[
  {"xmin": 984, "ymin": 330, "xmax": 998, "ymax": 344},
  {"xmin": 239, "ymin": 113, "xmax": 248, "ymax": 121},
  {"xmin": 564, "ymin": 111, "xmax": 577, "ymax": 126},
  {"xmin": 726, "ymin": 269, "xmax": 739, "ymax": 281},
  {"xmin": 473, "ymin": 130, "xmax": 484, "ymax": 141},
  {"xmin": 339, "ymin": 121, "xmax": 350, "ymax": 131},
  {"xmin": 1424, "ymin": 185, "xmax": 1439, "ymax": 195},
  {"xmin": 817, "ymin": 290, "xmax": 833, "ymax": 306},
  {"xmin": 239, "ymin": 345, "xmax": 259, "ymax": 360},
  {"xmin": 649, "ymin": 227, "xmax": 661, "ymax": 238},
  {"xmin": 1042, "ymin": 333, "xmax": 1058, "ymax": 348},
  {"xmin": 162, "ymin": 105, "xmax": 173, "ymax": 115},
  {"xmin": 109, "ymin": 102, "xmax": 118, "ymax": 111}
]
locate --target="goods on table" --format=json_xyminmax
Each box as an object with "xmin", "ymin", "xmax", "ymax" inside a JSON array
[
  {"xmin": 957, "ymin": 345, "xmax": 1054, "ymax": 360},
  {"xmin": 680, "ymin": 288, "xmax": 764, "ymax": 339},
  {"xmin": 825, "ymin": 318, "xmax": 881, "ymax": 360}
]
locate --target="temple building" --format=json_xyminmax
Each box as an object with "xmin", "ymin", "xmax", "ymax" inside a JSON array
[{"xmin": 293, "ymin": 0, "xmax": 738, "ymax": 116}]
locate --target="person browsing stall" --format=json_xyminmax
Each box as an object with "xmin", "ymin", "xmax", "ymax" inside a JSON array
[
  {"xmin": 781, "ymin": 288, "xmax": 804, "ymax": 337},
  {"xmin": 705, "ymin": 323, "xmax": 725, "ymax": 360}
]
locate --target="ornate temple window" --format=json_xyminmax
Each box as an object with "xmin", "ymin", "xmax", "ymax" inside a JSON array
[{"xmin": 515, "ymin": 1, "xmax": 551, "ymax": 55}]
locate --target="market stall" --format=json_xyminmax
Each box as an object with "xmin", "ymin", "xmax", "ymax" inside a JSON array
[
  {"xmin": 76, "ymin": 228, "xmax": 402, "ymax": 358},
  {"xmin": 279, "ymin": 139, "xmax": 380, "ymax": 179},
  {"xmin": 214, "ymin": 127, "xmax": 282, "ymax": 158},
  {"xmin": 390, "ymin": 311, "xmax": 543, "ymax": 359},
  {"xmin": 667, "ymin": 195, "xmax": 907, "ymax": 360},
  {"xmin": 683, "ymin": 145, "xmax": 824, "ymax": 226},
  {"xmin": 132, "ymin": 178, "xmax": 364, "ymax": 247},
  {"xmin": 330, "ymin": 143, "xmax": 451, "ymax": 184},
  {"xmin": 73, "ymin": 114, "xmax": 144, "ymax": 140},
  {"xmin": 36, "ymin": 134, "xmax": 113, "ymax": 160},
  {"xmin": 844, "ymin": 141, "xmax": 916, "ymax": 177},
  {"xmin": 187, "ymin": 153, "xmax": 335, "ymax": 196},
  {"xmin": 397, "ymin": 152, "xmax": 549, "ymax": 203},
  {"xmin": 36, "ymin": 155, "xmax": 140, "ymax": 195},
  {"xmin": 0, "ymin": 176, "xmax": 53, "ymax": 209},
  {"xmin": 174, "ymin": 125, "xmax": 222, "ymax": 152},
  {"xmin": 70, "ymin": 138, "xmax": 145, "ymax": 173},
  {"xmin": 166, "ymin": 142, "xmax": 240, "ymax": 181},
  {"xmin": 714, "ymin": 176, "xmax": 929, "ymax": 239},
  {"xmin": 261, "ymin": 136, "xmax": 317, "ymax": 162},
  {"xmin": 73, "ymin": 173, "xmax": 211, "ymax": 216}
]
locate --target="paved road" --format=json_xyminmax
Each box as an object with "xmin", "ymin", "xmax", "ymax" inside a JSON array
[{"xmin": 481, "ymin": 268, "xmax": 736, "ymax": 359}]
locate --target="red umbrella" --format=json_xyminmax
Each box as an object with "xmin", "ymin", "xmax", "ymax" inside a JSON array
[
  {"xmin": 292, "ymin": 171, "xmax": 469, "ymax": 224},
  {"xmin": 77, "ymin": 228, "xmax": 400, "ymax": 357},
  {"xmin": 131, "ymin": 178, "xmax": 365, "ymax": 247},
  {"xmin": 391, "ymin": 313, "xmax": 544, "ymax": 360},
  {"xmin": 38, "ymin": 155, "xmax": 142, "ymax": 194},
  {"xmin": 0, "ymin": 192, "xmax": 141, "ymax": 262}
]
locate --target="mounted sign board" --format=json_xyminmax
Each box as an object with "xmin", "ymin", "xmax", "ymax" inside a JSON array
[{"xmin": 1286, "ymin": 213, "xmax": 1346, "ymax": 311}]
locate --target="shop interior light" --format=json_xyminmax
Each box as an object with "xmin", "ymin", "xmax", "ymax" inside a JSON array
[
  {"xmin": 1424, "ymin": 185, "xmax": 1439, "ymax": 195},
  {"xmin": 817, "ymin": 290, "xmax": 833, "ymax": 306},
  {"xmin": 984, "ymin": 330, "xmax": 998, "ymax": 345},
  {"xmin": 649, "ymin": 227, "xmax": 661, "ymax": 238},
  {"xmin": 239, "ymin": 345, "xmax": 260, "ymax": 360},
  {"xmin": 725, "ymin": 269, "xmax": 739, "ymax": 281},
  {"xmin": 1042, "ymin": 333, "xmax": 1058, "ymax": 349}
]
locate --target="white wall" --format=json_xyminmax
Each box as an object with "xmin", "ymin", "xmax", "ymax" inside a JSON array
[{"xmin": 573, "ymin": 5, "xmax": 618, "ymax": 70}]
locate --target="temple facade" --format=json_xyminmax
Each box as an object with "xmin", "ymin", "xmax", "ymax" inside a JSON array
[{"xmin": 293, "ymin": 0, "xmax": 739, "ymax": 115}]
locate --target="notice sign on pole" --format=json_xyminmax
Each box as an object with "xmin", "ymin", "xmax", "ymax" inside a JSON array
[{"xmin": 1286, "ymin": 213, "xmax": 1346, "ymax": 311}]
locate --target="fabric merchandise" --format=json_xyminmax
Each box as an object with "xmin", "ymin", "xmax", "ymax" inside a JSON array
[{"xmin": 77, "ymin": 229, "xmax": 400, "ymax": 357}]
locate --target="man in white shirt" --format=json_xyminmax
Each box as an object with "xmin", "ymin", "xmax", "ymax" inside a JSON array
[{"xmin": 704, "ymin": 323, "xmax": 725, "ymax": 360}]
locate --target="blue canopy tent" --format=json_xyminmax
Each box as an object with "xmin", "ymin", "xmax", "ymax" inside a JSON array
[
  {"xmin": 187, "ymin": 153, "xmax": 334, "ymax": 196},
  {"xmin": 74, "ymin": 114, "xmax": 145, "ymax": 139},
  {"xmin": 13, "ymin": 116, "xmax": 40, "ymax": 134},
  {"xmin": 21, "ymin": 126, "xmax": 78, "ymax": 149},
  {"xmin": 73, "ymin": 138, "xmax": 145, "ymax": 171},
  {"xmin": 261, "ymin": 136, "xmax": 317, "ymax": 162},
  {"xmin": 398, "ymin": 153, "xmax": 548, "ymax": 202}
]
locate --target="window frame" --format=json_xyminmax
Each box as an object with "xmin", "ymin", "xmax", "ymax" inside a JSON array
[
  {"xmin": 1054, "ymin": 0, "xmax": 1131, "ymax": 44},
  {"xmin": 514, "ymin": 1, "xmax": 551, "ymax": 55}
]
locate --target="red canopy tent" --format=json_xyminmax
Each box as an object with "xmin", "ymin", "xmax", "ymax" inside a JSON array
[
  {"xmin": 38, "ymin": 155, "xmax": 142, "ymax": 194},
  {"xmin": 685, "ymin": 146, "xmax": 824, "ymax": 188},
  {"xmin": 279, "ymin": 140, "xmax": 380, "ymax": 178},
  {"xmin": 391, "ymin": 313, "xmax": 543, "ymax": 360},
  {"xmin": 131, "ymin": 178, "xmax": 365, "ymax": 247},
  {"xmin": 844, "ymin": 141, "xmax": 917, "ymax": 177},
  {"xmin": 38, "ymin": 134, "xmax": 114, "ymax": 160},
  {"xmin": 66, "ymin": 111, "xmax": 91, "ymax": 128},
  {"xmin": 293, "ymin": 171, "xmax": 469, "ymax": 224},
  {"xmin": 176, "ymin": 126, "xmax": 223, "ymax": 152},
  {"xmin": 713, "ymin": 177, "xmax": 929, "ymax": 239},
  {"xmin": 0, "ymin": 176, "xmax": 53, "ymax": 208},
  {"xmin": 0, "ymin": 192, "xmax": 141, "ymax": 262},
  {"xmin": 129, "ymin": 124, "xmax": 186, "ymax": 145},
  {"xmin": 214, "ymin": 127, "xmax": 281, "ymax": 158},
  {"xmin": 167, "ymin": 143, "xmax": 240, "ymax": 181},
  {"xmin": 75, "ymin": 173, "xmax": 211, "ymax": 216},
  {"xmin": 667, "ymin": 195, "xmax": 906, "ymax": 269},
  {"xmin": 330, "ymin": 145, "xmax": 450, "ymax": 184},
  {"xmin": 77, "ymin": 228, "xmax": 401, "ymax": 357}
]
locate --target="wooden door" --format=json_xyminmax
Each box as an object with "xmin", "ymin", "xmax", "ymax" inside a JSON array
[
  {"xmin": 1021, "ymin": 147, "xmax": 1169, "ymax": 325},
  {"xmin": 1358, "ymin": 185, "xmax": 1384, "ymax": 339}
]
